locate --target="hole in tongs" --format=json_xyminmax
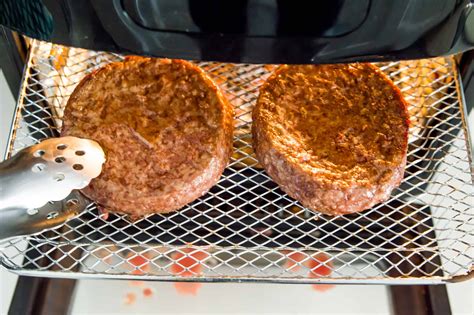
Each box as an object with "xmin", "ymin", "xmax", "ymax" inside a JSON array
[
  {"xmin": 27, "ymin": 208, "xmax": 39, "ymax": 216},
  {"xmin": 53, "ymin": 173, "xmax": 65, "ymax": 182},
  {"xmin": 55, "ymin": 156, "xmax": 66, "ymax": 163},
  {"xmin": 34, "ymin": 150, "xmax": 45, "ymax": 157},
  {"xmin": 32, "ymin": 163, "xmax": 46, "ymax": 173},
  {"xmin": 66, "ymin": 199, "xmax": 79, "ymax": 207},
  {"xmin": 46, "ymin": 211, "xmax": 59, "ymax": 220},
  {"xmin": 72, "ymin": 164, "xmax": 84, "ymax": 171}
]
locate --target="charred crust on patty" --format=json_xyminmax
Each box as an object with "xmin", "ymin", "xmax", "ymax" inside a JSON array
[
  {"xmin": 252, "ymin": 63, "xmax": 409, "ymax": 215},
  {"xmin": 62, "ymin": 57, "xmax": 233, "ymax": 218}
]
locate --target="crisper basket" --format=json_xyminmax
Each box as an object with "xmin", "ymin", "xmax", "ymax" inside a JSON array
[{"xmin": 1, "ymin": 40, "xmax": 473, "ymax": 284}]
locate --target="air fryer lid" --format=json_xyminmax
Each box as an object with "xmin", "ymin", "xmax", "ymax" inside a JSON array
[{"xmin": 0, "ymin": 0, "xmax": 473, "ymax": 63}]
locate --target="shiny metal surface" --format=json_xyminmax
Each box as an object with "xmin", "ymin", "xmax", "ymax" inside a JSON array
[
  {"xmin": 0, "ymin": 137, "xmax": 104, "ymax": 210},
  {"xmin": 0, "ymin": 136, "xmax": 104, "ymax": 239},
  {"xmin": 0, "ymin": 191, "xmax": 89, "ymax": 240},
  {"xmin": 0, "ymin": 40, "xmax": 472, "ymax": 283}
]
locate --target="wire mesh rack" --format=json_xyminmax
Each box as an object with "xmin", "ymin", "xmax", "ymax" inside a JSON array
[{"xmin": 1, "ymin": 40, "xmax": 473, "ymax": 284}]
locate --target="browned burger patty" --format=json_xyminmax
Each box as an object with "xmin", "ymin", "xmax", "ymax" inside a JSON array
[
  {"xmin": 62, "ymin": 57, "xmax": 233, "ymax": 218},
  {"xmin": 252, "ymin": 64, "xmax": 409, "ymax": 215}
]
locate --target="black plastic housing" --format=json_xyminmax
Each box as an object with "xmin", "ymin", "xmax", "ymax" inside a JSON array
[{"xmin": 1, "ymin": 0, "xmax": 473, "ymax": 63}]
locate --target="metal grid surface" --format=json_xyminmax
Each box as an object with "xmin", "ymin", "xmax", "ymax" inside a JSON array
[{"xmin": 1, "ymin": 40, "xmax": 473, "ymax": 284}]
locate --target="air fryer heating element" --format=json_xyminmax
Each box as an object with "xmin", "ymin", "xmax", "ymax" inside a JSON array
[{"xmin": 0, "ymin": 40, "xmax": 472, "ymax": 284}]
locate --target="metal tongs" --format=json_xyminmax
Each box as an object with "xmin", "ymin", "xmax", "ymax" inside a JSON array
[{"xmin": 0, "ymin": 137, "xmax": 105, "ymax": 240}]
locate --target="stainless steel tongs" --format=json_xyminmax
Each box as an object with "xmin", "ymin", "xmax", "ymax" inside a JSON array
[{"xmin": 0, "ymin": 137, "xmax": 105, "ymax": 240}]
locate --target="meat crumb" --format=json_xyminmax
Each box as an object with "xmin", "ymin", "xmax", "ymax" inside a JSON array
[
  {"xmin": 124, "ymin": 292, "xmax": 136, "ymax": 305},
  {"xmin": 143, "ymin": 287, "xmax": 154, "ymax": 297}
]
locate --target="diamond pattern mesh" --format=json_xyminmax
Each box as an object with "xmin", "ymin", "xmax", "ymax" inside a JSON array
[{"xmin": 1, "ymin": 40, "xmax": 472, "ymax": 283}]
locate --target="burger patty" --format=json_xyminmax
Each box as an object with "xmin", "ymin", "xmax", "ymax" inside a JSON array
[
  {"xmin": 62, "ymin": 57, "xmax": 233, "ymax": 218},
  {"xmin": 252, "ymin": 64, "xmax": 409, "ymax": 215}
]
